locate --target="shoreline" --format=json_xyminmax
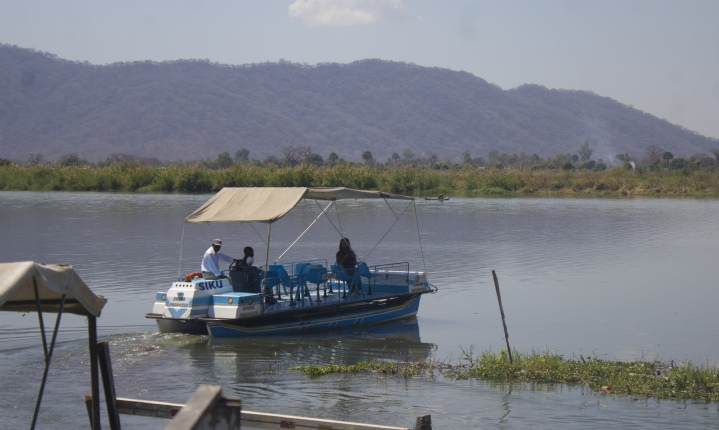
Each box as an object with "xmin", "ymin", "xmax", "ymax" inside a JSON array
[{"xmin": 2, "ymin": 164, "xmax": 719, "ymax": 197}]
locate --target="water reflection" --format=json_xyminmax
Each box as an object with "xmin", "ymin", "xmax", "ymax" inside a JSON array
[
  {"xmin": 207, "ymin": 318, "xmax": 435, "ymax": 367},
  {"xmin": 103, "ymin": 318, "xmax": 437, "ymax": 414},
  {"xmin": 111, "ymin": 318, "xmax": 435, "ymax": 378}
]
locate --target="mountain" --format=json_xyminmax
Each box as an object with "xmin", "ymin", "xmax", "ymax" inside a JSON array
[{"xmin": 1, "ymin": 44, "xmax": 716, "ymax": 163}]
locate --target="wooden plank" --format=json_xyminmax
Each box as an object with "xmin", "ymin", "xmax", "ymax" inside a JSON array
[
  {"xmin": 97, "ymin": 341, "xmax": 121, "ymax": 430},
  {"xmin": 414, "ymin": 415, "xmax": 432, "ymax": 430},
  {"xmin": 115, "ymin": 398, "xmax": 183, "ymax": 419},
  {"xmin": 165, "ymin": 384, "xmax": 228, "ymax": 430},
  {"xmin": 196, "ymin": 398, "xmax": 242, "ymax": 430},
  {"xmin": 240, "ymin": 411, "xmax": 411, "ymax": 430},
  {"xmin": 112, "ymin": 398, "xmax": 411, "ymax": 430},
  {"xmin": 112, "ymin": 390, "xmax": 420, "ymax": 430}
]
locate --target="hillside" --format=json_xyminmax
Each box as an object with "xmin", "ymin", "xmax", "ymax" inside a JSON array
[{"xmin": 1, "ymin": 44, "xmax": 716, "ymax": 163}]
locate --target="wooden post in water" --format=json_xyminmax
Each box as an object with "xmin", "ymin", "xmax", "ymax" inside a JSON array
[
  {"xmin": 414, "ymin": 415, "xmax": 432, "ymax": 430},
  {"xmin": 492, "ymin": 270, "xmax": 513, "ymax": 363},
  {"xmin": 97, "ymin": 341, "xmax": 121, "ymax": 430}
]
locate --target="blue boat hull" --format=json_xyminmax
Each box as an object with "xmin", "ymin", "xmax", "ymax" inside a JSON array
[{"xmin": 205, "ymin": 294, "xmax": 423, "ymax": 337}]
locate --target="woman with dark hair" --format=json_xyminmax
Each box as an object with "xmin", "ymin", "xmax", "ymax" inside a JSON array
[{"xmin": 336, "ymin": 238, "xmax": 360, "ymax": 292}]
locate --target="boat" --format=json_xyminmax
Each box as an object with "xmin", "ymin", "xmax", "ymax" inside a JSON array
[
  {"xmin": 145, "ymin": 187, "xmax": 438, "ymax": 337},
  {"xmin": 424, "ymin": 194, "xmax": 449, "ymax": 201}
]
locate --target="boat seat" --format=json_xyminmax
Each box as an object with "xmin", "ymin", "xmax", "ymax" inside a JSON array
[
  {"xmin": 332, "ymin": 264, "xmax": 361, "ymax": 298},
  {"xmin": 304, "ymin": 264, "xmax": 329, "ymax": 301},
  {"xmin": 294, "ymin": 262, "xmax": 311, "ymax": 277},
  {"xmin": 357, "ymin": 262, "xmax": 374, "ymax": 295},
  {"xmin": 277, "ymin": 264, "xmax": 310, "ymax": 305},
  {"xmin": 262, "ymin": 265, "xmax": 283, "ymax": 300}
]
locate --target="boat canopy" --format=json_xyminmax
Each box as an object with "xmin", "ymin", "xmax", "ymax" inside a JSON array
[
  {"xmin": 0, "ymin": 261, "xmax": 107, "ymax": 317},
  {"xmin": 185, "ymin": 187, "xmax": 414, "ymax": 224},
  {"xmin": 1, "ymin": 261, "xmax": 107, "ymax": 428}
]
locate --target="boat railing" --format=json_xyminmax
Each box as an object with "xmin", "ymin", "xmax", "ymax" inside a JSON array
[
  {"xmin": 359, "ymin": 261, "xmax": 410, "ymax": 294},
  {"xmin": 291, "ymin": 258, "xmax": 328, "ymax": 277},
  {"xmin": 260, "ymin": 260, "xmax": 413, "ymax": 304},
  {"xmin": 363, "ymin": 261, "xmax": 410, "ymax": 279}
]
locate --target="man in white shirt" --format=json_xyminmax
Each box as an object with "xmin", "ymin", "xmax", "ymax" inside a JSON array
[{"xmin": 201, "ymin": 239, "xmax": 234, "ymax": 279}]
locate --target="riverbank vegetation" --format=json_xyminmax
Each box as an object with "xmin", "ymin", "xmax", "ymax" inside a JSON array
[
  {"xmin": 2, "ymin": 143, "xmax": 719, "ymax": 196},
  {"xmin": 2, "ymin": 162, "xmax": 718, "ymax": 197},
  {"xmin": 292, "ymin": 349, "xmax": 719, "ymax": 403}
]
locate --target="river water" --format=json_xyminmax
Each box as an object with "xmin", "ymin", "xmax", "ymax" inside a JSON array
[{"xmin": 1, "ymin": 191, "xmax": 718, "ymax": 429}]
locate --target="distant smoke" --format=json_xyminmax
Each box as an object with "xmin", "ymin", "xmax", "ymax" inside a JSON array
[{"xmin": 583, "ymin": 117, "xmax": 620, "ymax": 165}]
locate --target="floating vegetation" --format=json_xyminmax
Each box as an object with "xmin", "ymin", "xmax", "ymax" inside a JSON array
[
  {"xmin": 292, "ymin": 349, "xmax": 719, "ymax": 403},
  {"xmin": 292, "ymin": 358, "xmax": 445, "ymax": 379}
]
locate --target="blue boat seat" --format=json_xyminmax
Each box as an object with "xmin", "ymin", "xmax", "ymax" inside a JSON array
[
  {"xmin": 305, "ymin": 264, "xmax": 329, "ymax": 301},
  {"xmin": 262, "ymin": 265, "xmax": 283, "ymax": 301},
  {"xmin": 332, "ymin": 264, "xmax": 361, "ymax": 298},
  {"xmin": 277, "ymin": 264, "xmax": 310, "ymax": 305},
  {"xmin": 357, "ymin": 262, "xmax": 374, "ymax": 295}
]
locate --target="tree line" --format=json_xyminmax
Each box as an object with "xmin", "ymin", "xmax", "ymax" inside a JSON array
[{"xmin": 7, "ymin": 141, "xmax": 719, "ymax": 173}]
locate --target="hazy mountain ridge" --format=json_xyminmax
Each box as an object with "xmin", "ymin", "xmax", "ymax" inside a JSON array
[{"xmin": 1, "ymin": 44, "xmax": 716, "ymax": 163}]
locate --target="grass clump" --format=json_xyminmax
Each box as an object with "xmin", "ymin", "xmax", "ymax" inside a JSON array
[
  {"xmin": 292, "ymin": 348, "xmax": 719, "ymax": 402},
  {"xmin": 450, "ymin": 349, "xmax": 719, "ymax": 402},
  {"xmin": 292, "ymin": 359, "xmax": 441, "ymax": 379}
]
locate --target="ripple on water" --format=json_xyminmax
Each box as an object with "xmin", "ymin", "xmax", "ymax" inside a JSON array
[{"xmin": 3, "ymin": 193, "xmax": 719, "ymax": 429}]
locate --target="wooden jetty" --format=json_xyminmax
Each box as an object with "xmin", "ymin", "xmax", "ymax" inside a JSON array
[
  {"xmin": 86, "ymin": 385, "xmax": 432, "ymax": 429},
  {"xmin": 0, "ymin": 260, "xmax": 430, "ymax": 430},
  {"xmin": 86, "ymin": 341, "xmax": 432, "ymax": 430}
]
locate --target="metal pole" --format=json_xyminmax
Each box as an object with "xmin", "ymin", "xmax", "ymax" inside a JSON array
[
  {"xmin": 492, "ymin": 270, "xmax": 513, "ymax": 363},
  {"xmin": 31, "ymin": 295, "xmax": 66, "ymax": 430},
  {"xmin": 32, "ymin": 278, "xmax": 48, "ymax": 359},
  {"xmin": 177, "ymin": 221, "xmax": 187, "ymax": 280},
  {"xmin": 89, "ymin": 316, "xmax": 102, "ymax": 430},
  {"xmin": 262, "ymin": 223, "xmax": 272, "ymax": 305}
]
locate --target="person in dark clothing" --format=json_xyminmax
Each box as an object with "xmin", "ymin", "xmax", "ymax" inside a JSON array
[
  {"xmin": 238, "ymin": 246, "xmax": 255, "ymax": 268},
  {"xmin": 229, "ymin": 246, "xmax": 261, "ymax": 293},
  {"xmin": 336, "ymin": 238, "xmax": 360, "ymax": 292}
]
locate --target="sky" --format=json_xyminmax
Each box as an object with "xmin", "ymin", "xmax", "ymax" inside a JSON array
[{"xmin": 2, "ymin": 0, "xmax": 718, "ymax": 140}]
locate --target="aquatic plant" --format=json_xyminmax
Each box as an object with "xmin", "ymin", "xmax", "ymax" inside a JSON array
[{"xmin": 292, "ymin": 349, "xmax": 719, "ymax": 403}]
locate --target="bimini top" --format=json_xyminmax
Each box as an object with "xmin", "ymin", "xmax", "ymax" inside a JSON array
[
  {"xmin": 185, "ymin": 187, "xmax": 414, "ymax": 224},
  {"xmin": 0, "ymin": 261, "xmax": 107, "ymax": 317}
]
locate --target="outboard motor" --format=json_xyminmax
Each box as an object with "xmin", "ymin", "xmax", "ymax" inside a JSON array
[{"xmin": 157, "ymin": 278, "xmax": 233, "ymax": 320}]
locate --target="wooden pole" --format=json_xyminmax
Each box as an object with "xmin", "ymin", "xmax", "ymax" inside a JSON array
[
  {"xmin": 414, "ymin": 415, "xmax": 432, "ymax": 430},
  {"xmin": 492, "ymin": 270, "xmax": 513, "ymax": 363},
  {"xmin": 88, "ymin": 315, "xmax": 102, "ymax": 429},
  {"xmin": 97, "ymin": 341, "xmax": 121, "ymax": 430}
]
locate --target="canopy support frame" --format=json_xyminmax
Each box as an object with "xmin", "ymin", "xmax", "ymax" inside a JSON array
[
  {"xmin": 30, "ymin": 293, "xmax": 66, "ymax": 430},
  {"xmin": 275, "ymin": 199, "xmax": 335, "ymax": 263}
]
